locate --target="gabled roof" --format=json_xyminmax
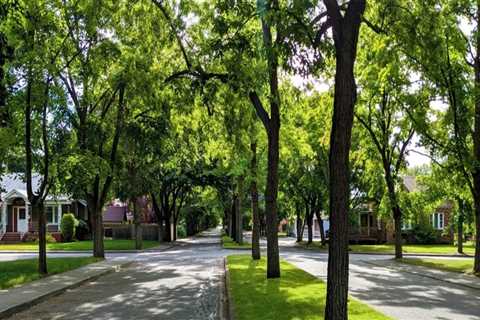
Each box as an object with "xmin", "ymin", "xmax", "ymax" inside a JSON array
[{"xmin": 0, "ymin": 173, "xmax": 72, "ymax": 202}]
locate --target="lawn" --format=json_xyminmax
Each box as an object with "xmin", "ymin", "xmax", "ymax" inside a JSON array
[
  {"xmin": 298, "ymin": 241, "xmax": 476, "ymax": 255},
  {"xmin": 0, "ymin": 257, "xmax": 102, "ymax": 289},
  {"xmin": 0, "ymin": 239, "xmax": 160, "ymax": 251},
  {"xmin": 222, "ymin": 236, "xmax": 251, "ymax": 250},
  {"xmin": 399, "ymin": 258, "xmax": 476, "ymax": 275},
  {"xmin": 227, "ymin": 255, "xmax": 391, "ymax": 320}
]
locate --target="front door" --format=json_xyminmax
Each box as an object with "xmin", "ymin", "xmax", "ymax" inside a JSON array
[
  {"xmin": 7, "ymin": 208, "xmax": 17, "ymax": 232},
  {"xmin": 13, "ymin": 207, "xmax": 27, "ymax": 233}
]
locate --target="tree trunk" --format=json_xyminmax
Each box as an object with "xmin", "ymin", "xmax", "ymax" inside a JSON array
[
  {"xmin": 306, "ymin": 209, "xmax": 313, "ymax": 244},
  {"xmin": 393, "ymin": 207, "xmax": 403, "ymax": 259},
  {"xmin": 35, "ymin": 203, "xmax": 47, "ymax": 275},
  {"xmin": 235, "ymin": 176, "xmax": 244, "ymax": 244},
  {"xmin": 172, "ymin": 219, "xmax": 177, "ymax": 241},
  {"xmin": 92, "ymin": 202, "xmax": 105, "ymax": 258},
  {"xmin": 251, "ymin": 142, "xmax": 261, "ymax": 260},
  {"xmin": 230, "ymin": 197, "xmax": 236, "ymax": 241},
  {"xmin": 457, "ymin": 208, "xmax": 464, "ymax": 254},
  {"xmin": 473, "ymin": 1, "xmax": 480, "ymax": 274},
  {"xmin": 133, "ymin": 198, "xmax": 143, "ymax": 250},
  {"xmin": 315, "ymin": 210, "xmax": 326, "ymax": 246},
  {"xmin": 296, "ymin": 211, "xmax": 303, "ymax": 243},
  {"xmin": 385, "ymin": 173, "xmax": 403, "ymax": 259},
  {"xmin": 324, "ymin": 1, "xmax": 365, "ymax": 318}
]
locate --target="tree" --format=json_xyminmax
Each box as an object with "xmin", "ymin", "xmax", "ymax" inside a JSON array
[
  {"xmin": 355, "ymin": 30, "xmax": 418, "ymax": 258},
  {"xmin": 322, "ymin": 1, "xmax": 366, "ymax": 319}
]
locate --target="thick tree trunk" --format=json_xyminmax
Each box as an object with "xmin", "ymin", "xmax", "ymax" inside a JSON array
[
  {"xmin": 34, "ymin": 203, "xmax": 47, "ymax": 275},
  {"xmin": 473, "ymin": 2, "xmax": 480, "ymax": 274},
  {"xmin": 251, "ymin": 142, "xmax": 261, "ymax": 260},
  {"xmin": 324, "ymin": 1, "xmax": 365, "ymax": 317},
  {"xmin": 265, "ymin": 126, "xmax": 280, "ymax": 278},
  {"xmin": 133, "ymin": 198, "xmax": 143, "ymax": 250},
  {"xmin": 457, "ymin": 209, "xmax": 464, "ymax": 254},
  {"xmin": 235, "ymin": 176, "xmax": 244, "ymax": 244},
  {"xmin": 306, "ymin": 210, "xmax": 313, "ymax": 244},
  {"xmin": 91, "ymin": 202, "xmax": 105, "ymax": 258},
  {"xmin": 172, "ymin": 219, "xmax": 177, "ymax": 241},
  {"xmin": 393, "ymin": 207, "xmax": 403, "ymax": 259}
]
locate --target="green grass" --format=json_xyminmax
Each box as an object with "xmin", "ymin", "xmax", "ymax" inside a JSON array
[
  {"xmin": 0, "ymin": 240, "xmax": 160, "ymax": 251},
  {"xmin": 399, "ymin": 258, "xmax": 476, "ymax": 275},
  {"xmin": 222, "ymin": 236, "xmax": 251, "ymax": 250},
  {"xmin": 0, "ymin": 257, "xmax": 102, "ymax": 289},
  {"xmin": 298, "ymin": 241, "xmax": 476, "ymax": 255},
  {"xmin": 227, "ymin": 255, "xmax": 391, "ymax": 320}
]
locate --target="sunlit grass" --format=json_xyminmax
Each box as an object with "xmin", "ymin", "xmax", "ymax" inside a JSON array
[
  {"xmin": 399, "ymin": 258, "xmax": 477, "ymax": 275},
  {"xmin": 0, "ymin": 257, "xmax": 102, "ymax": 289},
  {"xmin": 298, "ymin": 241, "xmax": 475, "ymax": 255},
  {"xmin": 222, "ymin": 235, "xmax": 251, "ymax": 250},
  {"xmin": 0, "ymin": 240, "xmax": 160, "ymax": 251},
  {"xmin": 227, "ymin": 255, "xmax": 391, "ymax": 320}
]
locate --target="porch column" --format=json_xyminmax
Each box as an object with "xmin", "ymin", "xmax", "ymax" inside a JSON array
[
  {"xmin": 57, "ymin": 204, "xmax": 62, "ymax": 226},
  {"xmin": 25, "ymin": 202, "xmax": 29, "ymax": 231},
  {"xmin": 1, "ymin": 203, "xmax": 6, "ymax": 233}
]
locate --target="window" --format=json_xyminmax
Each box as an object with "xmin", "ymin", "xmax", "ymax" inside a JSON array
[
  {"xmin": 431, "ymin": 212, "xmax": 444, "ymax": 230},
  {"xmin": 46, "ymin": 206, "xmax": 58, "ymax": 224},
  {"xmin": 402, "ymin": 220, "xmax": 412, "ymax": 230},
  {"xmin": 18, "ymin": 208, "xmax": 26, "ymax": 220}
]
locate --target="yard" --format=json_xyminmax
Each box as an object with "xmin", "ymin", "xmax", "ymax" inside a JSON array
[
  {"xmin": 0, "ymin": 240, "xmax": 160, "ymax": 251},
  {"xmin": 399, "ymin": 258, "xmax": 477, "ymax": 275},
  {"xmin": 0, "ymin": 257, "xmax": 102, "ymax": 289},
  {"xmin": 227, "ymin": 255, "xmax": 391, "ymax": 320},
  {"xmin": 298, "ymin": 241, "xmax": 476, "ymax": 255},
  {"xmin": 222, "ymin": 235, "xmax": 251, "ymax": 250}
]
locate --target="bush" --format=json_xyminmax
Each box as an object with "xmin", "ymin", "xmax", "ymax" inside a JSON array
[
  {"xmin": 34, "ymin": 232, "xmax": 57, "ymax": 243},
  {"xmin": 76, "ymin": 219, "xmax": 90, "ymax": 241},
  {"xmin": 176, "ymin": 224, "xmax": 187, "ymax": 239},
  {"xmin": 60, "ymin": 213, "xmax": 78, "ymax": 242},
  {"xmin": 410, "ymin": 224, "xmax": 438, "ymax": 244}
]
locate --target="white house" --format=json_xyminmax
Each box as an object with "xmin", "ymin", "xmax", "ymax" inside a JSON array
[{"xmin": 0, "ymin": 174, "xmax": 87, "ymax": 242}]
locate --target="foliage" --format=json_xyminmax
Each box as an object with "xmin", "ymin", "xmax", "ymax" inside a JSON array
[{"xmin": 60, "ymin": 213, "xmax": 78, "ymax": 242}]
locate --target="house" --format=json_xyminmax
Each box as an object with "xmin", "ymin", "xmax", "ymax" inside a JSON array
[
  {"xmin": 0, "ymin": 174, "xmax": 87, "ymax": 242},
  {"xmin": 349, "ymin": 176, "xmax": 454, "ymax": 244}
]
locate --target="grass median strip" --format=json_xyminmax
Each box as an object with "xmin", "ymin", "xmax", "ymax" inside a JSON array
[
  {"xmin": 298, "ymin": 241, "xmax": 475, "ymax": 255},
  {"xmin": 0, "ymin": 240, "xmax": 160, "ymax": 251},
  {"xmin": 226, "ymin": 255, "xmax": 391, "ymax": 320},
  {"xmin": 222, "ymin": 236, "xmax": 251, "ymax": 250},
  {"xmin": 0, "ymin": 257, "xmax": 103, "ymax": 289},
  {"xmin": 399, "ymin": 258, "xmax": 476, "ymax": 275}
]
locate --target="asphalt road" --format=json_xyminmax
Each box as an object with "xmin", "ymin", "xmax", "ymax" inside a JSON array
[{"xmin": 2, "ymin": 232, "xmax": 479, "ymax": 320}]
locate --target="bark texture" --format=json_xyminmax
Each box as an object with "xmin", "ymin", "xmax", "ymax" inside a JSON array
[
  {"xmin": 251, "ymin": 141, "xmax": 261, "ymax": 260},
  {"xmin": 323, "ymin": 1, "xmax": 365, "ymax": 319}
]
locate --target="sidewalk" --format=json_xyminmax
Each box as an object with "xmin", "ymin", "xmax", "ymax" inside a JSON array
[
  {"xmin": 0, "ymin": 259, "xmax": 132, "ymax": 319},
  {"xmin": 0, "ymin": 242, "xmax": 175, "ymax": 254},
  {"xmin": 364, "ymin": 259, "xmax": 480, "ymax": 291}
]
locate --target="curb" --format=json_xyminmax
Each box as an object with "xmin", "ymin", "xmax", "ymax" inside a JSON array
[
  {"xmin": 363, "ymin": 260, "xmax": 480, "ymax": 291},
  {"xmin": 293, "ymin": 245, "xmax": 473, "ymax": 258},
  {"xmin": 222, "ymin": 257, "xmax": 234, "ymax": 320},
  {"xmin": 0, "ymin": 260, "xmax": 133, "ymax": 319}
]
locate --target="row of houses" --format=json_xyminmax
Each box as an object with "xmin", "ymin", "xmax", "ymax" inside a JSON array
[
  {"xmin": 0, "ymin": 174, "xmax": 155, "ymax": 243},
  {"xmin": 292, "ymin": 176, "xmax": 455, "ymax": 244}
]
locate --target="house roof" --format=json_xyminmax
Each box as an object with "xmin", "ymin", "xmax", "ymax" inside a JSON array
[
  {"xmin": 0, "ymin": 173, "xmax": 72, "ymax": 202},
  {"xmin": 403, "ymin": 176, "xmax": 417, "ymax": 192},
  {"xmin": 103, "ymin": 205, "xmax": 126, "ymax": 223}
]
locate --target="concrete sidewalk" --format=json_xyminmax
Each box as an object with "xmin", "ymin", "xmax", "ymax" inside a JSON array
[
  {"xmin": 0, "ymin": 259, "xmax": 132, "ymax": 319},
  {"xmin": 365, "ymin": 259, "xmax": 480, "ymax": 291}
]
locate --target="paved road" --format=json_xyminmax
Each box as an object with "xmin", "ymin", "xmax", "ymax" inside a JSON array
[
  {"xmin": 2, "ymin": 233, "xmax": 479, "ymax": 320},
  {"xmin": 6, "ymin": 232, "xmax": 226, "ymax": 320}
]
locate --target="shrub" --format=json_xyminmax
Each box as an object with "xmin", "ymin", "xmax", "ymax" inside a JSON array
[
  {"xmin": 410, "ymin": 224, "xmax": 437, "ymax": 244},
  {"xmin": 34, "ymin": 233, "xmax": 56, "ymax": 243},
  {"xmin": 61, "ymin": 213, "xmax": 78, "ymax": 242},
  {"xmin": 76, "ymin": 219, "xmax": 90, "ymax": 240}
]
